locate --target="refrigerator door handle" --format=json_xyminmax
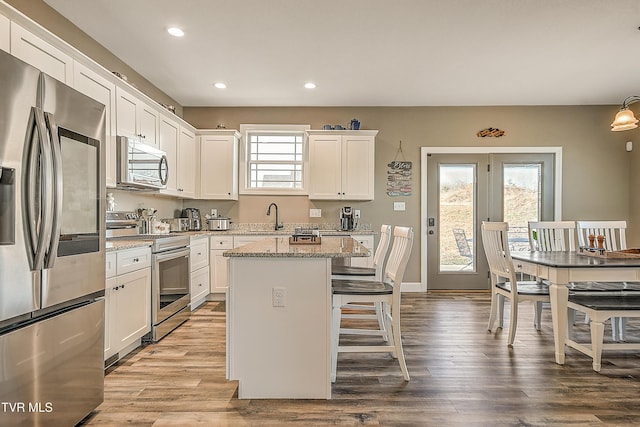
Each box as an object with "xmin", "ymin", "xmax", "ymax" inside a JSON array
[
  {"xmin": 23, "ymin": 107, "xmax": 54, "ymax": 271},
  {"xmin": 44, "ymin": 112, "xmax": 62, "ymax": 269}
]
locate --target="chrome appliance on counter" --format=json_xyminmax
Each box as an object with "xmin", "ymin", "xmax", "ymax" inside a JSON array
[
  {"xmin": 207, "ymin": 217, "xmax": 231, "ymax": 231},
  {"xmin": 0, "ymin": 49, "xmax": 106, "ymax": 426},
  {"xmin": 182, "ymin": 208, "xmax": 202, "ymax": 231},
  {"xmin": 106, "ymin": 212, "xmax": 191, "ymax": 342},
  {"xmin": 340, "ymin": 206, "xmax": 358, "ymax": 231}
]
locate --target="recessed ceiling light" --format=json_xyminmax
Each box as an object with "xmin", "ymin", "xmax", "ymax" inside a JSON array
[
  {"xmin": 304, "ymin": 82, "xmax": 316, "ymax": 89},
  {"xmin": 214, "ymin": 82, "xmax": 227, "ymax": 89},
  {"xmin": 167, "ymin": 27, "xmax": 184, "ymax": 37}
]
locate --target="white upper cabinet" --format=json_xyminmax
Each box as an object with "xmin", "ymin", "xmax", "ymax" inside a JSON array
[
  {"xmin": 0, "ymin": 15, "xmax": 9, "ymax": 52},
  {"xmin": 308, "ymin": 130, "xmax": 377, "ymax": 200},
  {"xmin": 10, "ymin": 22, "xmax": 73, "ymax": 84},
  {"xmin": 158, "ymin": 114, "xmax": 180, "ymax": 196},
  {"xmin": 73, "ymin": 62, "xmax": 117, "ymax": 187},
  {"xmin": 178, "ymin": 126, "xmax": 197, "ymax": 198},
  {"xmin": 198, "ymin": 130, "xmax": 240, "ymax": 200},
  {"xmin": 116, "ymin": 87, "xmax": 159, "ymax": 147}
]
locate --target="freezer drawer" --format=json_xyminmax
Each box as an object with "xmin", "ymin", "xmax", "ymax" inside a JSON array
[{"xmin": 0, "ymin": 299, "xmax": 104, "ymax": 426}]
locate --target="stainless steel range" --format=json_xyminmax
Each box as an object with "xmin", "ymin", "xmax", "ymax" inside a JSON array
[{"xmin": 106, "ymin": 212, "xmax": 190, "ymax": 342}]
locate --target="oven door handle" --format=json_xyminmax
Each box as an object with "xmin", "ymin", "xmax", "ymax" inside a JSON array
[{"xmin": 154, "ymin": 248, "xmax": 190, "ymax": 262}]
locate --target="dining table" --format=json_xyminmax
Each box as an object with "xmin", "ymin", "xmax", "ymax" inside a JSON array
[{"xmin": 510, "ymin": 250, "xmax": 640, "ymax": 365}]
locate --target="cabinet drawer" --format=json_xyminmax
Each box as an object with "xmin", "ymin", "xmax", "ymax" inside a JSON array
[
  {"xmin": 352, "ymin": 235, "xmax": 374, "ymax": 251},
  {"xmin": 106, "ymin": 253, "xmax": 117, "ymax": 279},
  {"xmin": 514, "ymin": 261, "xmax": 538, "ymax": 277},
  {"xmin": 190, "ymin": 237, "xmax": 209, "ymax": 271},
  {"xmin": 210, "ymin": 235, "xmax": 234, "ymax": 250},
  {"xmin": 116, "ymin": 247, "xmax": 151, "ymax": 276}
]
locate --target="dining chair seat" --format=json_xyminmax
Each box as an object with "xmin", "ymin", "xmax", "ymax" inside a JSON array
[
  {"xmin": 331, "ymin": 265, "xmax": 376, "ymax": 276},
  {"xmin": 496, "ymin": 281, "xmax": 550, "ymax": 296},
  {"xmin": 332, "ymin": 279, "xmax": 393, "ymax": 295}
]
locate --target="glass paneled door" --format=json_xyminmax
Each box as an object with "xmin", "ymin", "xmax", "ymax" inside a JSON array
[{"xmin": 426, "ymin": 153, "xmax": 554, "ymax": 290}]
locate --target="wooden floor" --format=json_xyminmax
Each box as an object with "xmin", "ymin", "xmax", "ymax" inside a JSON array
[{"xmin": 80, "ymin": 292, "xmax": 640, "ymax": 426}]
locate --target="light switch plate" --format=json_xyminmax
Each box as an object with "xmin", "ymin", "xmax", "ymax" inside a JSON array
[
  {"xmin": 309, "ymin": 208, "xmax": 322, "ymax": 218},
  {"xmin": 393, "ymin": 202, "xmax": 406, "ymax": 211}
]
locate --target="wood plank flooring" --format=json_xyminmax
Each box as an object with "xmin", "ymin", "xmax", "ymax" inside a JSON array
[{"xmin": 80, "ymin": 292, "xmax": 640, "ymax": 426}]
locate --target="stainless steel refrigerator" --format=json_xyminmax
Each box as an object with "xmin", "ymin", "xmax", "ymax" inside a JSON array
[{"xmin": 0, "ymin": 49, "xmax": 106, "ymax": 425}]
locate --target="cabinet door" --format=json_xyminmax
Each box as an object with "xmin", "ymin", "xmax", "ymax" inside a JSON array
[
  {"xmin": 191, "ymin": 266, "xmax": 210, "ymax": 309},
  {"xmin": 138, "ymin": 102, "xmax": 159, "ymax": 147},
  {"xmin": 73, "ymin": 62, "xmax": 117, "ymax": 187},
  {"xmin": 199, "ymin": 135, "xmax": 238, "ymax": 200},
  {"xmin": 116, "ymin": 87, "xmax": 139, "ymax": 140},
  {"xmin": 350, "ymin": 235, "xmax": 375, "ymax": 268},
  {"xmin": 104, "ymin": 277, "xmax": 116, "ymax": 360},
  {"xmin": 159, "ymin": 115, "xmax": 179, "ymax": 196},
  {"xmin": 210, "ymin": 250, "xmax": 229, "ymax": 293},
  {"xmin": 308, "ymin": 134, "xmax": 342, "ymax": 199},
  {"xmin": 178, "ymin": 127, "xmax": 197, "ymax": 198},
  {"xmin": 0, "ymin": 15, "xmax": 9, "ymax": 52},
  {"xmin": 113, "ymin": 267, "xmax": 151, "ymax": 350},
  {"xmin": 342, "ymin": 135, "xmax": 375, "ymax": 200},
  {"xmin": 10, "ymin": 22, "xmax": 73, "ymax": 84}
]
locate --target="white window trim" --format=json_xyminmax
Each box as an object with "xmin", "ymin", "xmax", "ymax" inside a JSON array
[{"xmin": 239, "ymin": 124, "xmax": 310, "ymax": 195}]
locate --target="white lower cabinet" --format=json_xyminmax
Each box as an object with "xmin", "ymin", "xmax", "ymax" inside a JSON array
[
  {"xmin": 104, "ymin": 247, "xmax": 151, "ymax": 364},
  {"xmin": 190, "ymin": 236, "xmax": 210, "ymax": 309},
  {"xmin": 209, "ymin": 236, "xmax": 234, "ymax": 294},
  {"xmin": 350, "ymin": 234, "xmax": 375, "ymax": 268},
  {"xmin": 191, "ymin": 265, "xmax": 210, "ymax": 309}
]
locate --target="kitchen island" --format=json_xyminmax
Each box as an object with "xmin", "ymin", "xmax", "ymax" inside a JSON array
[{"xmin": 224, "ymin": 236, "xmax": 369, "ymax": 399}]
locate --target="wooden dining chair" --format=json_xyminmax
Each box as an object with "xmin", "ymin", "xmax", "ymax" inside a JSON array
[
  {"xmin": 331, "ymin": 226, "xmax": 414, "ymax": 382},
  {"xmin": 576, "ymin": 220, "xmax": 628, "ymax": 341},
  {"xmin": 528, "ymin": 221, "xmax": 576, "ymax": 252},
  {"xmin": 332, "ymin": 224, "xmax": 392, "ymax": 281},
  {"xmin": 482, "ymin": 222, "xmax": 550, "ymax": 346},
  {"xmin": 576, "ymin": 220, "xmax": 627, "ymax": 251},
  {"xmin": 526, "ymin": 221, "xmax": 576, "ymax": 328},
  {"xmin": 332, "ymin": 224, "xmax": 392, "ymax": 337}
]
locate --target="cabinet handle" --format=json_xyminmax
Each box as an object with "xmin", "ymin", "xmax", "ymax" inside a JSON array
[
  {"xmin": 113, "ymin": 286, "xmax": 118, "ymax": 291},
  {"xmin": 197, "ymin": 252, "xmax": 202, "ymax": 256},
  {"xmin": 178, "ymin": 188, "xmax": 184, "ymax": 192}
]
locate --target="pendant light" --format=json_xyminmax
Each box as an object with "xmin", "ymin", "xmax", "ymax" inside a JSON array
[{"xmin": 611, "ymin": 96, "xmax": 640, "ymax": 131}]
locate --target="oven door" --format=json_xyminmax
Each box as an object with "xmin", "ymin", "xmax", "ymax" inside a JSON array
[{"xmin": 152, "ymin": 247, "xmax": 190, "ymax": 324}]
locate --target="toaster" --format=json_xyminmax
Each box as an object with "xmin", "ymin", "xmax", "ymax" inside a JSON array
[{"xmin": 163, "ymin": 218, "xmax": 190, "ymax": 232}]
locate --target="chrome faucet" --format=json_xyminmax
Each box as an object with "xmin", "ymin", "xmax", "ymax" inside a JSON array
[{"xmin": 266, "ymin": 203, "xmax": 284, "ymax": 230}]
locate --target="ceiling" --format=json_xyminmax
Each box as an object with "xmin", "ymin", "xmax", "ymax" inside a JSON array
[{"xmin": 43, "ymin": 0, "xmax": 640, "ymax": 108}]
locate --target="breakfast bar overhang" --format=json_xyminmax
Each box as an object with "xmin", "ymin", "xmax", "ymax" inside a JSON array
[{"xmin": 224, "ymin": 236, "xmax": 369, "ymax": 399}]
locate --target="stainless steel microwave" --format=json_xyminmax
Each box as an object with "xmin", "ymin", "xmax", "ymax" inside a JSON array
[{"xmin": 117, "ymin": 136, "xmax": 168, "ymax": 190}]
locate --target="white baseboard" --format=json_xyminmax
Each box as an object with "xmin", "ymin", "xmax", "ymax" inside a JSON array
[{"xmin": 400, "ymin": 282, "xmax": 423, "ymax": 292}]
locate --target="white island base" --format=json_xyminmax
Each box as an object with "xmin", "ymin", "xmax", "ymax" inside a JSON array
[{"xmin": 227, "ymin": 256, "xmax": 332, "ymax": 399}]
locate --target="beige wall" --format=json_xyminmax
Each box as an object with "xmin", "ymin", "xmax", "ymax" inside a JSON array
[{"xmin": 185, "ymin": 106, "xmax": 634, "ymax": 283}]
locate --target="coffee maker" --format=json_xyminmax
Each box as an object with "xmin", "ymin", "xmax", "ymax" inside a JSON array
[
  {"xmin": 340, "ymin": 207, "xmax": 357, "ymax": 231},
  {"xmin": 182, "ymin": 208, "xmax": 201, "ymax": 231}
]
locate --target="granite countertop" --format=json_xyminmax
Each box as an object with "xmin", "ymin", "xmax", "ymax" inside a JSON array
[
  {"xmin": 223, "ymin": 236, "xmax": 370, "ymax": 258},
  {"xmin": 105, "ymin": 223, "xmax": 375, "ymax": 252},
  {"xmin": 198, "ymin": 223, "xmax": 375, "ymax": 236}
]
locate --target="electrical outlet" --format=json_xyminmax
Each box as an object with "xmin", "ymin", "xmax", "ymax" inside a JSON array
[
  {"xmin": 394, "ymin": 202, "xmax": 406, "ymax": 211},
  {"xmin": 309, "ymin": 208, "xmax": 322, "ymax": 218},
  {"xmin": 272, "ymin": 287, "xmax": 286, "ymax": 307},
  {"xmin": 354, "ymin": 210, "xmax": 361, "ymax": 219}
]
